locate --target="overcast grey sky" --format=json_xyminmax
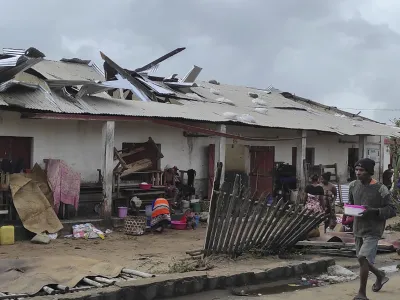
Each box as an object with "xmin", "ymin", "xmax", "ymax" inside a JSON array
[{"xmin": 1, "ymin": 0, "xmax": 399, "ymax": 123}]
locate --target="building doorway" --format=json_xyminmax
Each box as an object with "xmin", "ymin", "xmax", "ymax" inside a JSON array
[
  {"xmin": 348, "ymin": 148, "xmax": 359, "ymax": 181},
  {"xmin": 249, "ymin": 146, "xmax": 274, "ymax": 199},
  {"xmin": 0, "ymin": 136, "xmax": 32, "ymax": 172}
]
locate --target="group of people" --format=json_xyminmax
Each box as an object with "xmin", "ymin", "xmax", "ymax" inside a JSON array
[
  {"xmin": 305, "ymin": 158, "xmax": 397, "ymax": 300},
  {"xmin": 304, "ymin": 172, "xmax": 338, "ymax": 232},
  {"xmin": 152, "ymin": 158, "xmax": 397, "ymax": 300}
]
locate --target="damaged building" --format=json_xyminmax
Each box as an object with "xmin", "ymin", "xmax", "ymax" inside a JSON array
[{"xmin": 0, "ymin": 46, "xmax": 399, "ymax": 219}]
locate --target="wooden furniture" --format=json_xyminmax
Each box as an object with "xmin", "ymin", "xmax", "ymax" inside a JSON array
[
  {"xmin": 0, "ymin": 173, "xmax": 14, "ymax": 221},
  {"xmin": 113, "ymin": 186, "xmax": 166, "ymax": 215},
  {"xmin": 113, "ymin": 170, "xmax": 164, "ymax": 198},
  {"xmin": 307, "ymin": 163, "xmax": 338, "ymax": 182}
]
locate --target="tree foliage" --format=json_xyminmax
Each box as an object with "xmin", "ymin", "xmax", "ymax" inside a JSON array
[{"xmin": 390, "ymin": 119, "xmax": 400, "ymax": 206}]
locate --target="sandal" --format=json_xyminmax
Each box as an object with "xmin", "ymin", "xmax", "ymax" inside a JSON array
[{"xmin": 372, "ymin": 277, "xmax": 389, "ymax": 292}]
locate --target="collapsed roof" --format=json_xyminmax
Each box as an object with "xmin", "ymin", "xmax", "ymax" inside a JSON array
[{"xmin": 0, "ymin": 47, "xmax": 399, "ymax": 137}]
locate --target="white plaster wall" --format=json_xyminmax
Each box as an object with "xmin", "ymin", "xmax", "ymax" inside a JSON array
[
  {"xmin": 0, "ymin": 111, "xmax": 390, "ymax": 189},
  {"xmin": 0, "ymin": 111, "xmax": 102, "ymax": 182},
  {"xmin": 226, "ymin": 126, "xmax": 388, "ymax": 183},
  {"xmin": 0, "ymin": 111, "xmax": 215, "ymax": 191}
]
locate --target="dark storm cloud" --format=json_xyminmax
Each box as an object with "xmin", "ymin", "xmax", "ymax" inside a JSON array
[{"xmin": 1, "ymin": 0, "xmax": 399, "ymax": 122}]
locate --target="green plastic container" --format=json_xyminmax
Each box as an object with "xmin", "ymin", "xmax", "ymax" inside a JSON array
[{"xmin": 191, "ymin": 202, "xmax": 201, "ymax": 213}]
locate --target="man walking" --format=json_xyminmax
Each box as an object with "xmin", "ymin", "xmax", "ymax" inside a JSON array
[{"xmin": 349, "ymin": 158, "xmax": 397, "ymax": 300}]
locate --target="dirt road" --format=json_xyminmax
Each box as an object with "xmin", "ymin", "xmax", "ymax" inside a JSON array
[{"xmin": 175, "ymin": 273, "xmax": 400, "ymax": 300}]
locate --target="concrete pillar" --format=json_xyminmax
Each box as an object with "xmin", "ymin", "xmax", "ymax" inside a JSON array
[
  {"xmin": 379, "ymin": 136, "xmax": 385, "ymax": 181},
  {"xmin": 358, "ymin": 135, "xmax": 367, "ymax": 159},
  {"xmin": 215, "ymin": 124, "xmax": 227, "ymax": 184},
  {"xmin": 297, "ymin": 130, "xmax": 307, "ymax": 190},
  {"xmin": 101, "ymin": 121, "xmax": 115, "ymax": 219}
]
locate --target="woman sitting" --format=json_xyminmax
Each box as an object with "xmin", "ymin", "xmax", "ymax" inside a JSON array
[
  {"xmin": 151, "ymin": 198, "xmax": 171, "ymax": 233},
  {"xmin": 304, "ymin": 174, "xmax": 326, "ymax": 237}
]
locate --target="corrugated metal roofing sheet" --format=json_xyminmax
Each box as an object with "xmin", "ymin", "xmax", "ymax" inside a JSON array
[
  {"xmin": 31, "ymin": 60, "xmax": 105, "ymax": 81},
  {"xmin": 0, "ymin": 98, "xmax": 8, "ymax": 106},
  {"xmin": 0, "ymin": 70, "xmax": 399, "ymax": 137}
]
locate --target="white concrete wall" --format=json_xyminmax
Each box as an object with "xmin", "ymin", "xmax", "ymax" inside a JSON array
[
  {"xmin": 0, "ymin": 111, "xmax": 102, "ymax": 181},
  {"xmin": 0, "ymin": 111, "xmax": 215, "ymax": 193},
  {"xmin": 0, "ymin": 111, "xmax": 390, "ymax": 193},
  {"xmin": 226, "ymin": 126, "xmax": 388, "ymax": 183}
]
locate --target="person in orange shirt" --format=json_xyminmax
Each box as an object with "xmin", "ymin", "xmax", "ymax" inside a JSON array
[{"xmin": 151, "ymin": 198, "xmax": 171, "ymax": 233}]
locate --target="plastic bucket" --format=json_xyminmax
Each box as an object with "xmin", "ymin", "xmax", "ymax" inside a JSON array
[
  {"xmin": 145, "ymin": 205, "xmax": 153, "ymax": 217},
  {"xmin": 182, "ymin": 200, "xmax": 190, "ymax": 209},
  {"xmin": 118, "ymin": 207, "xmax": 128, "ymax": 218},
  {"xmin": 191, "ymin": 202, "xmax": 201, "ymax": 213}
]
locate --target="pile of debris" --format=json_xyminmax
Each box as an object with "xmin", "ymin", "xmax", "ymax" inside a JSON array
[{"xmin": 0, "ymin": 268, "xmax": 154, "ymax": 299}]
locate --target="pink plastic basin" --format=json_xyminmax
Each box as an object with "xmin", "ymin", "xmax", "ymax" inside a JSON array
[
  {"xmin": 139, "ymin": 183, "xmax": 152, "ymax": 190},
  {"xmin": 171, "ymin": 221, "xmax": 187, "ymax": 230},
  {"xmin": 344, "ymin": 204, "xmax": 366, "ymax": 216}
]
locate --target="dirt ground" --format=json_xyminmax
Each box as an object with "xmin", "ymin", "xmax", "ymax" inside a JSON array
[
  {"xmin": 0, "ymin": 224, "xmax": 208, "ymax": 274},
  {"xmin": 1, "ymin": 217, "xmax": 400, "ymax": 275},
  {"xmin": 0, "ymin": 223, "xmax": 304, "ymax": 275}
]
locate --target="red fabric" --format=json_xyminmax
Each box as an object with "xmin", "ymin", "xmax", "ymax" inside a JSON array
[
  {"xmin": 47, "ymin": 159, "xmax": 81, "ymax": 213},
  {"xmin": 341, "ymin": 215, "xmax": 354, "ymax": 225}
]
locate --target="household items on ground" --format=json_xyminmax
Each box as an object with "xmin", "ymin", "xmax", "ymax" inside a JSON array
[{"xmin": 72, "ymin": 223, "xmax": 105, "ymax": 239}]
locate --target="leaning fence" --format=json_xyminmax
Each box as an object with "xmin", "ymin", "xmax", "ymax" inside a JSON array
[{"xmin": 203, "ymin": 172, "xmax": 325, "ymax": 258}]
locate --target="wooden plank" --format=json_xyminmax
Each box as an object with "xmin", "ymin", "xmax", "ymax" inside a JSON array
[
  {"xmin": 120, "ymin": 147, "xmax": 146, "ymax": 158},
  {"xmin": 120, "ymin": 159, "xmax": 153, "ymax": 177},
  {"xmin": 253, "ymin": 198, "xmax": 286, "ymax": 247},
  {"xmin": 268, "ymin": 206, "xmax": 302, "ymax": 250},
  {"xmin": 203, "ymin": 162, "xmax": 223, "ymax": 256},
  {"xmin": 218, "ymin": 175, "xmax": 240, "ymax": 254},
  {"xmin": 271, "ymin": 207, "xmax": 308, "ymax": 249},
  {"xmin": 232, "ymin": 194, "xmax": 257, "ymax": 255},
  {"xmin": 296, "ymin": 241, "xmax": 349, "ymax": 248},
  {"xmin": 212, "ymin": 191, "xmax": 230, "ymax": 254},
  {"xmin": 208, "ymin": 144, "xmax": 215, "ymax": 200},
  {"xmin": 278, "ymin": 209, "xmax": 313, "ymax": 248},
  {"xmin": 263, "ymin": 205, "xmax": 296, "ymax": 251},
  {"xmin": 283, "ymin": 212, "xmax": 325, "ymax": 249},
  {"xmin": 114, "ymin": 147, "xmax": 128, "ymax": 169},
  {"xmin": 250, "ymin": 195, "xmax": 276, "ymax": 247},
  {"xmin": 226, "ymin": 188, "xmax": 251, "ymax": 256},
  {"xmin": 241, "ymin": 193, "xmax": 270, "ymax": 251},
  {"xmin": 237, "ymin": 194, "xmax": 267, "ymax": 253}
]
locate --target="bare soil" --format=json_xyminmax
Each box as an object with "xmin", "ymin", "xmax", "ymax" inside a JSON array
[
  {"xmin": 1, "ymin": 217, "xmax": 399, "ymax": 275},
  {"xmin": 0, "ymin": 225, "xmax": 207, "ymax": 273}
]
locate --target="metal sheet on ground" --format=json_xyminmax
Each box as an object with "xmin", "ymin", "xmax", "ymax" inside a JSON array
[{"xmin": 0, "ymin": 256, "xmax": 123, "ymax": 295}]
